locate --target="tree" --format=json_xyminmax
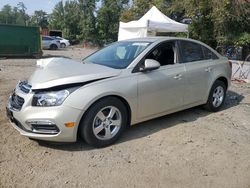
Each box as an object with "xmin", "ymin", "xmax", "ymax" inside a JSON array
[
  {"xmin": 0, "ymin": 5, "xmax": 14, "ymax": 24},
  {"xmin": 29, "ymin": 10, "xmax": 48, "ymax": 28},
  {"xmin": 16, "ymin": 2, "xmax": 29, "ymax": 25},
  {"xmin": 78, "ymin": 0, "xmax": 97, "ymax": 41},
  {"xmin": 49, "ymin": 1, "xmax": 65, "ymax": 30},
  {"xmin": 64, "ymin": 0, "xmax": 81, "ymax": 39},
  {"xmin": 96, "ymin": 0, "xmax": 129, "ymax": 43},
  {"xmin": 0, "ymin": 3, "xmax": 29, "ymax": 25},
  {"xmin": 212, "ymin": 0, "xmax": 250, "ymax": 45},
  {"xmin": 49, "ymin": 0, "xmax": 81, "ymax": 39},
  {"xmin": 120, "ymin": 0, "xmax": 171, "ymax": 22},
  {"xmin": 168, "ymin": 0, "xmax": 250, "ymax": 47}
]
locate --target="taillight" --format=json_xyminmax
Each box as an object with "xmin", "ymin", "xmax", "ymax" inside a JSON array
[{"xmin": 228, "ymin": 61, "xmax": 232, "ymax": 69}]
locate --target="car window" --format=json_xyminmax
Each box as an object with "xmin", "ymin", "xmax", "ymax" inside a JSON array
[
  {"xmin": 146, "ymin": 41, "xmax": 176, "ymax": 66},
  {"xmin": 179, "ymin": 41, "xmax": 204, "ymax": 63},
  {"xmin": 42, "ymin": 37, "xmax": 52, "ymax": 41},
  {"xmin": 83, "ymin": 41, "xmax": 151, "ymax": 69},
  {"xmin": 203, "ymin": 46, "xmax": 218, "ymax": 60}
]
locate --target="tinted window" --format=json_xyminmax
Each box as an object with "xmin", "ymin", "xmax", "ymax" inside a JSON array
[
  {"xmin": 83, "ymin": 41, "xmax": 151, "ymax": 69},
  {"xmin": 42, "ymin": 37, "xmax": 52, "ymax": 41},
  {"xmin": 146, "ymin": 42, "xmax": 176, "ymax": 66},
  {"xmin": 180, "ymin": 41, "xmax": 204, "ymax": 63},
  {"xmin": 203, "ymin": 46, "xmax": 218, "ymax": 60}
]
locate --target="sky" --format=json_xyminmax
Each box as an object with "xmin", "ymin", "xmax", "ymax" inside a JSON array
[{"xmin": 0, "ymin": 0, "xmax": 63, "ymax": 14}]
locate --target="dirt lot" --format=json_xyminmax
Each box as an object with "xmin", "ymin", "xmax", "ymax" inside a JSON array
[{"xmin": 1, "ymin": 47, "xmax": 250, "ymax": 188}]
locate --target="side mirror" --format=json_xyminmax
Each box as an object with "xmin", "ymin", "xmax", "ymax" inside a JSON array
[{"xmin": 140, "ymin": 59, "xmax": 160, "ymax": 72}]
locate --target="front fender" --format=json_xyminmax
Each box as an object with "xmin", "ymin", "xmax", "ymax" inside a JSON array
[{"xmin": 63, "ymin": 75, "xmax": 138, "ymax": 124}]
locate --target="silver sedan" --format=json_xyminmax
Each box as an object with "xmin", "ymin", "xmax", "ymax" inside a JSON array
[{"xmin": 6, "ymin": 37, "xmax": 232, "ymax": 147}]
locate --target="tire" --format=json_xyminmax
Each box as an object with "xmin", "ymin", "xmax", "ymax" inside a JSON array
[
  {"xmin": 80, "ymin": 97, "xmax": 128, "ymax": 147},
  {"xmin": 204, "ymin": 80, "xmax": 226, "ymax": 112},
  {"xmin": 50, "ymin": 44, "xmax": 58, "ymax": 50},
  {"xmin": 60, "ymin": 43, "xmax": 66, "ymax": 48}
]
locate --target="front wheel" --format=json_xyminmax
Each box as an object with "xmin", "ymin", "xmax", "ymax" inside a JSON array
[
  {"xmin": 80, "ymin": 97, "xmax": 128, "ymax": 147},
  {"xmin": 60, "ymin": 43, "xmax": 66, "ymax": 48},
  {"xmin": 204, "ymin": 80, "xmax": 226, "ymax": 112}
]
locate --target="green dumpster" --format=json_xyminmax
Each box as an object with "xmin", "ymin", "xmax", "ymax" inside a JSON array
[{"xmin": 0, "ymin": 24, "xmax": 42, "ymax": 58}]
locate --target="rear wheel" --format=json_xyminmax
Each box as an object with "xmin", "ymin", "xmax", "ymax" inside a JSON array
[
  {"xmin": 204, "ymin": 80, "xmax": 226, "ymax": 112},
  {"xmin": 80, "ymin": 97, "xmax": 127, "ymax": 147},
  {"xmin": 50, "ymin": 44, "xmax": 58, "ymax": 50}
]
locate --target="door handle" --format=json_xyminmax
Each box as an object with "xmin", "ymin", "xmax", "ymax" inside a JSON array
[
  {"xmin": 174, "ymin": 74, "xmax": 182, "ymax": 80},
  {"xmin": 205, "ymin": 67, "xmax": 212, "ymax": 72}
]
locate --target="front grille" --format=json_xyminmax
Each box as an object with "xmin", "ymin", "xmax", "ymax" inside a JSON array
[
  {"xmin": 19, "ymin": 81, "xmax": 31, "ymax": 93},
  {"xmin": 10, "ymin": 93, "xmax": 25, "ymax": 111}
]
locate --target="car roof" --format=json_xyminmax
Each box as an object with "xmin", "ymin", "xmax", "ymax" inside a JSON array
[
  {"xmin": 121, "ymin": 37, "xmax": 222, "ymax": 58},
  {"xmin": 122, "ymin": 37, "xmax": 177, "ymax": 43},
  {"xmin": 121, "ymin": 37, "xmax": 204, "ymax": 44}
]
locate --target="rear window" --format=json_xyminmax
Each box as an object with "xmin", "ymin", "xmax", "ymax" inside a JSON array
[
  {"xmin": 179, "ymin": 41, "xmax": 204, "ymax": 63},
  {"xmin": 202, "ymin": 46, "xmax": 218, "ymax": 60}
]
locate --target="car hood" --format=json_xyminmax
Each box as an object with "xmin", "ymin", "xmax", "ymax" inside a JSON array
[{"xmin": 29, "ymin": 57, "xmax": 121, "ymax": 89}]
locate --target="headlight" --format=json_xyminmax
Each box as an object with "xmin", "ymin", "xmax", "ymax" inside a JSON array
[{"xmin": 32, "ymin": 88, "xmax": 76, "ymax": 107}]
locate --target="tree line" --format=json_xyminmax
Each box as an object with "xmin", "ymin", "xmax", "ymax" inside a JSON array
[{"xmin": 0, "ymin": 0, "xmax": 249, "ymax": 49}]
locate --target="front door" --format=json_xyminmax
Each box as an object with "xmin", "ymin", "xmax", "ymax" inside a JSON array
[
  {"xmin": 136, "ymin": 41, "xmax": 186, "ymax": 119},
  {"xmin": 137, "ymin": 64, "xmax": 186, "ymax": 119}
]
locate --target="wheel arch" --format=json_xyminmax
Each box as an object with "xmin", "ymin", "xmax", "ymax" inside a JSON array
[
  {"xmin": 50, "ymin": 44, "xmax": 56, "ymax": 49},
  {"xmin": 216, "ymin": 76, "xmax": 228, "ymax": 90},
  {"xmin": 205, "ymin": 75, "xmax": 229, "ymax": 103},
  {"xmin": 77, "ymin": 95, "xmax": 132, "ymax": 139}
]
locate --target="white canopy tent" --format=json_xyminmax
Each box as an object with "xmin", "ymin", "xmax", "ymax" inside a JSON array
[{"xmin": 118, "ymin": 6, "xmax": 188, "ymax": 41}]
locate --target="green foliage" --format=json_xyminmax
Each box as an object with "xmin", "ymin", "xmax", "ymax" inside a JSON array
[
  {"xmin": 0, "ymin": 0, "xmax": 249, "ymax": 47},
  {"xmin": 96, "ymin": 0, "xmax": 129, "ymax": 44},
  {"xmin": 64, "ymin": 1, "xmax": 81, "ymax": 39},
  {"xmin": 49, "ymin": 0, "xmax": 81, "ymax": 40},
  {"xmin": 78, "ymin": 0, "xmax": 97, "ymax": 41},
  {"xmin": 29, "ymin": 10, "xmax": 48, "ymax": 28},
  {"xmin": 120, "ymin": 0, "xmax": 170, "ymax": 22},
  {"xmin": 0, "ymin": 4, "xmax": 29, "ymax": 25},
  {"xmin": 49, "ymin": 1, "xmax": 65, "ymax": 30},
  {"xmin": 234, "ymin": 33, "xmax": 250, "ymax": 47}
]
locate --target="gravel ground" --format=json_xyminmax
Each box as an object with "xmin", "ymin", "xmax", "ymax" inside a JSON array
[{"xmin": 0, "ymin": 47, "xmax": 250, "ymax": 188}]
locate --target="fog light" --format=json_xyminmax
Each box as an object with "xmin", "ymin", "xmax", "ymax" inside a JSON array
[
  {"xmin": 26, "ymin": 120, "xmax": 59, "ymax": 134},
  {"xmin": 65, "ymin": 122, "xmax": 75, "ymax": 128}
]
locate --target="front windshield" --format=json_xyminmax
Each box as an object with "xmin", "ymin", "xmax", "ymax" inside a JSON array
[{"xmin": 83, "ymin": 41, "xmax": 151, "ymax": 69}]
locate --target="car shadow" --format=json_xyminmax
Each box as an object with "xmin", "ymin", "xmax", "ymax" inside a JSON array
[{"xmin": 37, "ymin": 90, "xmax": 244, "ymax": 151}]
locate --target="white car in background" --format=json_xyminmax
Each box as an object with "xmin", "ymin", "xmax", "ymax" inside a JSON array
[
  {"xmin": 42, "ymin": 36, "xmax": 60, "ymax": 50},
  {"xmin": 52, "ymin": 36, "xmax": 70, "ymax": 48}
]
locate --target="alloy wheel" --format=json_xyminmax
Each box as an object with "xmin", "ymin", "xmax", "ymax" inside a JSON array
[
  {"xmin": 92, "ymin": 106, "xmax": 122, "ymax": 140},
  {"xmin": 212, "ymin": 86, "xmax": 224, "ymax": 108}
]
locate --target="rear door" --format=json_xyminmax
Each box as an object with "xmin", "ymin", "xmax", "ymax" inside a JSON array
[{"xmin": 178, "ymin": 40, "xmax": 215, "ymax": 105}]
